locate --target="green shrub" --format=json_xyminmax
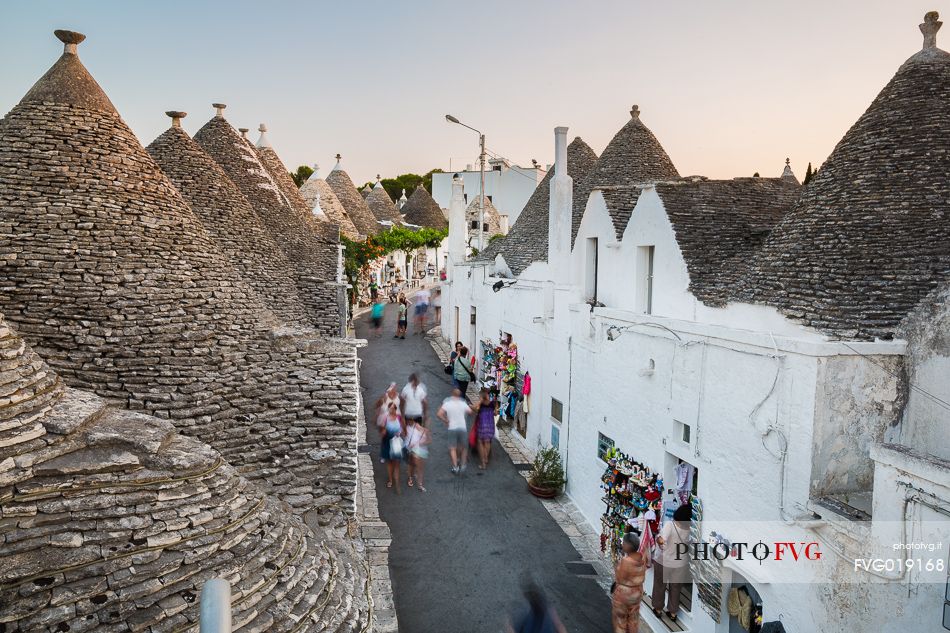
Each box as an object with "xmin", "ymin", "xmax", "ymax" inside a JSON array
[{"xmin": 529, "ymin": 446, "xmax": 566, "ymax": 491}]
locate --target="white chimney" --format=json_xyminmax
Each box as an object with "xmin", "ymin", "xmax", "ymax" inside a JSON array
[
  {"xmin": 548, "ymin": 126, "xmax": 572, "ymax": 278},
  {"xmin": 447, "ymin": 175, "xmax": 468, "ymax": 272}
]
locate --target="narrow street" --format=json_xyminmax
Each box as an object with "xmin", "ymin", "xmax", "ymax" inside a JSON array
[{"xmin": 356, "ymin": 302, "xmax": 610, "ymax": 633}]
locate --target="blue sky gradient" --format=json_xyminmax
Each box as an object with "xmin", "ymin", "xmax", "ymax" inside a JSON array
[{"xmin": 0, "ymin": 1, "xmax": 940, "ymax": 184}]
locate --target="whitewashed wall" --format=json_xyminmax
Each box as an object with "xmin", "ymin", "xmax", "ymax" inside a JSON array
[{"xmin": 432, "ymin": 166, "xmax": 543, "ymax": 225}]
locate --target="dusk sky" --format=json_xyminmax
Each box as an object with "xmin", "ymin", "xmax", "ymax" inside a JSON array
[{"xmin": 0, "ymin": 1, "xmax": 940, "ymax": 185}]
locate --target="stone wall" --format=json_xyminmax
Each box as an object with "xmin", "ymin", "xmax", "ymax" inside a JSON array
[{"xmin": 0, "ymin": 314, "xmax": 369, "ymax": 632}]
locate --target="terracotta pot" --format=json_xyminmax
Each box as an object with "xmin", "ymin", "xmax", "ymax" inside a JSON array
[{"xmin": 528, "ymin": 481, "xmax": 560, "ymax": 498}]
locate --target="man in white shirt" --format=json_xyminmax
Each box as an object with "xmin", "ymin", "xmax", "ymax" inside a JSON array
[
  {"xmin": 437, "ymin": 388, "xmax": 473, "ymax": 473},
  {"xmin": 400, "ymin": 373, "xmax": 428, "ymax": 425}
]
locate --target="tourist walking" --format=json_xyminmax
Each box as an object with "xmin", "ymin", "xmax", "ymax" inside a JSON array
[
  {"xmin": 375, "ymin": 383, "xmax": 401, "ymax": 461},
  {"xmin": 380, "ymin": 402, "xmax": 405, "ymax": 493},
  {"xmin": 612, "ymin": 532, "xmax": 647, "ymax": 633},
  {"xmin": 437, "ymin": 388, "xmax": 473, "ymax": 474},
  {"xmin": 650, "ymin": 504, "xmax": 692, "ymax": 622},
  {"xmin": 369, "ymin": 279, "xmax": 379, "ymax": 302},
  {"xmin": 414, "ymin": 287, "xmax": 431, "ymax": 333},
  {"xmin": 395, "ymin": 296, "xmax": 409, "ymax": 339},
  {"xmin": 400, "ymin": 373, "xmax": 428, "ymax": 426},
  {"xmin": 452, "ymin": 345, "xmax": 476, "ymax": 400},
  {"xmin": 370, "ymin": 300, "xmax": 385, "ymax": 337},
  {"xmin": 405, "ymin": 415, "xmax": 429, "ymax": 492},
  {"xmin": 475, "ymin": 388, "xmax": 496, "ymax": 469},
  {"xmin": 506, "ymin": 583, "xmax": 568, "ymax": 633}
]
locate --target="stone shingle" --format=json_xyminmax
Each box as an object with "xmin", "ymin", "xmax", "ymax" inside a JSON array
[{"xmin": 653, "ymin": 177, "xmax": 801, "ymax": 306}]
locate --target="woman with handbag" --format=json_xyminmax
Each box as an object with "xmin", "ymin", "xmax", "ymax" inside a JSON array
[
  {"xmin": 380, "ymin": 402, "xmax": 406, "ymax": 493},
  {"xmin": 452, "ymin": 346, "xmax": 476, "ymax": 401}
]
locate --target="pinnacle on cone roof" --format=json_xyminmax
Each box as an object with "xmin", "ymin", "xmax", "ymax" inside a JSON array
[{"xmin": 736, "ymin": 11, "xmax": 950, "ymax": 340}]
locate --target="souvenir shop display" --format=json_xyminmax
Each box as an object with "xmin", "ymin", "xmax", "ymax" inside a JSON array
[
  {"xmin": 479, "ymin": 333, "xmax": 521, "ymax": 423},
  {"xmin": 599, "ymin": 446, "xmax": 662, "ymax": 563}
]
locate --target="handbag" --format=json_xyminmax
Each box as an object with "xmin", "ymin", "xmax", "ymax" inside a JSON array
[
  {"xmin": 389, "ymin": 435, "xmax": 404, "ymax": 457},
  {"xmin": 444, "ymin": 363, "xmax": 453, "ymax": 375}
]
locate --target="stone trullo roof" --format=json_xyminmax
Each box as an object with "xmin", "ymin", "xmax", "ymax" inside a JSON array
[
  {"xmin": 736, "ymin": 13, "xmax": 950, "ymax": 340},
  {"xmin": 402, "ymin": 184, "xmax": 449, "ymax": 230},
  {"xmin": 326, "ymin": 158, "xmax": 381, "ymax": 237},
  {"xmin": 466, "ymin": 196, "xmax": 503, "ymax": 236},
  {"xmin": 146, "ymin": 112, "xmax": 309, "ymax": 325},
  {"xmin": 573, "ymin": 105, "xmax": 680, "ymax": 244},
  {"xmin": 254, "ymin": 124, "xmax": 341, "ymax": 242},
  {"xmin": 300, "ymin": 164, "xmax": 361, "ymax": 239},
  {"xmin": 194, "ymin": 112, "xmax": 343, "ymax": 335},
  {"xmin": 0, "ymin": 31, "xmax": 365, "ymax": 535},
  {"xmin": 652, "ymin": 175, "xmax": 801, "ymax": 306},
  {"xmin": 0, "ymin": 313, "xmax": 368, "ymax": 632},
  {"xmin": 365, "ymin": 179, "xmax": 402, "ymax": 224},
  {"xmin": 478, "ymin": 136, "xmax": 598, "ymax": 275}
]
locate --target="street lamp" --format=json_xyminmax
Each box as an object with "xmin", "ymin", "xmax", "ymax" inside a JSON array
[{"xmin": 445, "ymin": 114, "xmax": 487, "ymax": 252}]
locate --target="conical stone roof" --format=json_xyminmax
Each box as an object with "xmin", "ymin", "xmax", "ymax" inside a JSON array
[
  {"xmin": 737, "ymin": 13, "xmax": 950, "ymax": 340},
  {"xmin": 300, "ymin": 166, "xmax": 361, "ymax": 239},
  {"xmin": 466, "ymin": 196, "xmax": 503, "ymax": 236},
  {"xmin": 572, "ymin": 105, "xmax": 679, "ymax": 244},
  {"xmin": 0, "ymin": 312, "xmax": 369, "ymax": 632},
  {"xmin": 146, "ymin": 113, "xmax": 309, "ymax": 325},
  {"xmin": 402, "ymin": 184, "xmax": 448, "ymax": 230},
  {"xmin": 0, "ymin": 32, "xmax": 363, "ymax": 519},
  {"xmin": 365, "ymin": 180, "xmax": 401, "ymax": 223},
  {"xmin": 326, "ymin": 159, "xmax": 380, "ymax": 237},
  {"xmin": 479, "ymin": 136, "xmax": 598, "ymax": 274},
  {"xmin": 194, "ymin": 113, "xmax": 344, "ymax": 335}
]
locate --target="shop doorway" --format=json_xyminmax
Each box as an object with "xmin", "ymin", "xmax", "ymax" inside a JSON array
[{"xmin": 662, "ymin": 453, "xmax": 699, "ymax": 616}]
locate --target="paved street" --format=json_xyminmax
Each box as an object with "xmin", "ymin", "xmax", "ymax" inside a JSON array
[{"xmin": 356, "ymin": 301, "xmax": 610, "ymax": 633}]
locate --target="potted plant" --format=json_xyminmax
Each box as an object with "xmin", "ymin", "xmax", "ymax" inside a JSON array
[{"xmin": 527, "ymin": 446, "xmax": 566, "ymax": 498}]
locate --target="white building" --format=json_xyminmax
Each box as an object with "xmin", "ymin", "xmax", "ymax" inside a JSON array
[
  {"xmin": 442, "ymin": 13, "xmax": 950, "ymax": 633},
  {"xmin": 432, "ymin": 158, "xmax": 544, "ymax": 228}
]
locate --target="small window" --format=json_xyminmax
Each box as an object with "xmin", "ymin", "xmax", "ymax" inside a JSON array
[
  {"xmin": 681, "ymin": 423, "xmax": 691, "ymax": 444},
  {"xmin": 597, "ymin": 433, "xmax": 615, "ymax": 461},
  {"xmin": 551, "ymin": 424, "xmax": 560, "ymax": 449},
  {"xmin": 636, "ymin": 245, "xmax": 655, "ymax": 314},
  {"xmin": 585, "ymin": 237, "xmax": 599, "ymax": 303},
  {"xmin": 551, "ymin": 398, "xmax": 563, "ymax": 422},
  {"xmin": 482, "ymin": 223, "xmax": 489, "ymax": 232},
  {"xmin": 470, "ymin": 221, "xmax": 478, "ymax": 230},
  {"xmin": 464, "ymin": 194, "xmax": 468, "ymax": 203}
]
